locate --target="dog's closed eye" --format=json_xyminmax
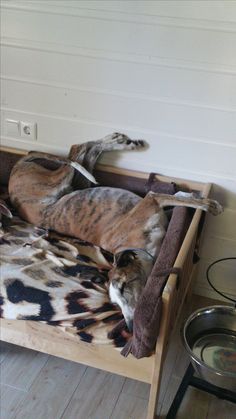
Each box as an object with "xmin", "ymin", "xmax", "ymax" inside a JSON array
[{"xmin": 114, "ymin": 250, "xmax": 136, "ymax": 268}]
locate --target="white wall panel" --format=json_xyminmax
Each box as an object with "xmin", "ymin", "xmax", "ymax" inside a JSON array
[
  {"xmin": 2, "ymin": 7, "xmax": 236, "ymax": 68},
  {"xmin": 1, "ymin": 101, "xmax": 235, "ymax": 180},
  {"xmin": 1, "ymin": 0, "xmax": 236, "ymax": 300},
  {"xmin": 2, "ymin": 78, "xmax": 236, "ymax": 150},
  {"xmin": 203, "ymin": 209, "xmax": 236, "ymax": 242},
  {"xmin": 2, "ymin": 46, "xmax": 236, "ymax": 110},
  {"xmin": 4, "ymin": 1, "xmax": 236, "ymax": 26},
  {"xmin": 195, "ymin": 259, "xmax": 236, "ymax": 302},
  {"xmin": 56, "ymin": 1, "xmax": 236, "ymax": 23}
]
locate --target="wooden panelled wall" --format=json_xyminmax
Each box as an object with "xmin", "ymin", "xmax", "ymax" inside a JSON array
[{"xmin": 1, "ymin": 0, "xmax": 236, "ymax": 300}]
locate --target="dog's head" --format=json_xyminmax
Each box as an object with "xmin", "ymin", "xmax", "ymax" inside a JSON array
[{"xmin": 108, "ymin": 249, "xmax": 154, "ymax": 331}]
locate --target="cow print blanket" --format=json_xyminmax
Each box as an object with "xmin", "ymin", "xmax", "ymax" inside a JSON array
[{"xmin": 0, "ymin": 214, "xmax": 131, "ymax": 348}]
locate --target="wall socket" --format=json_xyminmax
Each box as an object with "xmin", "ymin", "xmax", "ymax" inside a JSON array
[
  {"xmin": 20, "ymin": 121, "xmax": 37, "ymax": 140},
  {"xmin": 6, "ymin": 119, "xmax": 37, "ymax": 140}
]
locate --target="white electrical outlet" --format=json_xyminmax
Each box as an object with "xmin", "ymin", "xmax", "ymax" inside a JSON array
[{"xmin": 20, "ymin": 121, "xmax": 37, "ymax": 140}]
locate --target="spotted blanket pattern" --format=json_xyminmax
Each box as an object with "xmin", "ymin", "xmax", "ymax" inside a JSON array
[{"xmin": 0, "ymin": 216, "xmax": 131, "ymax": 348}]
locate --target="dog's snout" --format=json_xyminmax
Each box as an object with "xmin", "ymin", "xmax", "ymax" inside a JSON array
[
  {"xmin": 127, "ymin": 319, "xmax": 133, "ymax": 333},
  {"xmin": 110, "ymin": 278, "xmax": 126, "ymax": 295}
]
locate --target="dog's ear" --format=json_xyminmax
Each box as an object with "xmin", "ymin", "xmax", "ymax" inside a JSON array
[
  {"xmin": 0, "ymin": 200, "xmax": 13, "ymax": 219},
  {"xmin": 114, "ymin": 250, "xmax": 136, "ymax": 268}
]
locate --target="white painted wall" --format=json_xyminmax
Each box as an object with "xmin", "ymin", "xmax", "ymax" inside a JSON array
[{"xmin": 1, "ymin": 0, "xmax": 236, "ymax": 300}]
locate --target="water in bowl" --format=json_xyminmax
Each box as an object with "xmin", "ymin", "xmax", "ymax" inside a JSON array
[{"xmin": 192, "ymin": 332, "xmax": 236, "ymax": 374}]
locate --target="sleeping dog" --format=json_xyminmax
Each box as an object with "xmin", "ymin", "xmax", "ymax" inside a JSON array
[{"xmin": 9, "ymin": 133, "xmax": 223, "ymax": 329}]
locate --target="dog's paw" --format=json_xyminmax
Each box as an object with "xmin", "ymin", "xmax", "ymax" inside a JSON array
[
  {"xmin": 104, "ymin": 132, "xmax": 147, "ymax": 150},
  {"xmin": 174, "ymin": 191, "xmax": 195, "ymax": 199},
  {"xmin": 206, "ymin": 199, "xmax": 223, "ymax": 216},
  {"xmin": 128, "ymin": 139, "xmax": 147, "ymax": 149}
]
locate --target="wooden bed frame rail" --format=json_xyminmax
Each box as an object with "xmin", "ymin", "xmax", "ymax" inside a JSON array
[{"xmin": 0, "ymin": 146, "xmax": 211, "ymax": 419}]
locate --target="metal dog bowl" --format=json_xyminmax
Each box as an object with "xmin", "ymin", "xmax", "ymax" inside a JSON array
[{"xmin": 182, "ymin": 305, "xmax": 236, "ymax": 391}]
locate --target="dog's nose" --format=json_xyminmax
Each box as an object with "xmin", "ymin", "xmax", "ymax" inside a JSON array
[{"xmin": 126, "ymin": 319, "xmax": 133, "ymax": 333}]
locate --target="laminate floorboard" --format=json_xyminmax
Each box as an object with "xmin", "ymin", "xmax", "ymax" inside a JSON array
[
  {"xmin": 0, "ymin": 345, "xmax": 48, "ymax": 391},
  {"xmin": 0, "ymin": 384, "xmax": 26, "ymax": 419},
  {"xmin": 61, "ymin": 367, "xmax": 125, "ymax": 419},
  {"xmin": 11, "ymin": 356, "xmax": 87, "ymax": 419}
]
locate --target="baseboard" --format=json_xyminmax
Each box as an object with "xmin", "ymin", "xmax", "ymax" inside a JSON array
[{"xmin": 194, "ymin": 283, "xmax": 236, "ymax": 303}]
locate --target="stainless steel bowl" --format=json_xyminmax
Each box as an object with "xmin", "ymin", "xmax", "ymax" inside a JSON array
[{"xmin": 182, "ymin": 305, "xmax": 236, "ymax": 391}]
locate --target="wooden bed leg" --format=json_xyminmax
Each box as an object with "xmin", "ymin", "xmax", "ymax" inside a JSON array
[
  {"xmin": 146, "ymin": 351, "xmax": 163, "ymax": 419},
  {"xmin": 146, "ymin": 278, "xmax": 175, "ymax": 419}
]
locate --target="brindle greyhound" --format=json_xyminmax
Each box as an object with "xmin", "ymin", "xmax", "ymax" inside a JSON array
[{"xmin": 9, "ymin": 133, "xmax": 223, "ymax": 329}]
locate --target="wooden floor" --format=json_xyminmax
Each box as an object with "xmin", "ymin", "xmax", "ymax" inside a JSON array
[{"xmin": 1, "ymin": 295, "xmax": 235, "ymax": 419}]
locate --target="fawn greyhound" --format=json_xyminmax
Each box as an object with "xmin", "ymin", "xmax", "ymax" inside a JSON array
[{"xmin": 9, "ymin": 133, "xmax": 223, "ymax": 329}]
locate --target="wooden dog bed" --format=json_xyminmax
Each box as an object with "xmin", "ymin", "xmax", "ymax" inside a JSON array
[{"xmin": 0, "ymin": 146, "xmax": 211, "ymax": 419}]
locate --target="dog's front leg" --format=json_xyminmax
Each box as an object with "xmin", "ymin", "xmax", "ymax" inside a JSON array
[
  {"xmin": 83, "ymin": 132, "xmax": 147, "ymax": 174},
  {"xmin": 69, "ymin": 133, "xmax": 147, "ymax": 188}
]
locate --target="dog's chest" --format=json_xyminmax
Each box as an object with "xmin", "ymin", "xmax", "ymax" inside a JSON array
[{"xmin": 143, "ymin": 211, "xmax": 168, "ymax": 256}]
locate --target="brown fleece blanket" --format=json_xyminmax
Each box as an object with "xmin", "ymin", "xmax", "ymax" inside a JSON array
[{"xmin": 122, "ymin": 206, "xmax": 191, "ymax": 358}]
